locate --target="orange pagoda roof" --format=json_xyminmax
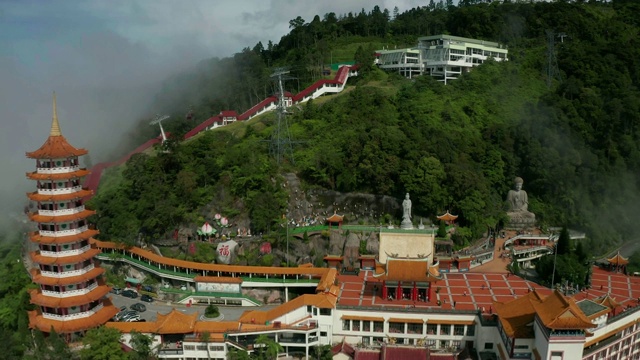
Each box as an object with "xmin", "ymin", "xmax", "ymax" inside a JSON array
[
  {"xmin": 372, "ymin": 257, "xmax": 441, "ymax": 282},
  {"xmin": 532, "ymin": 290, "xmax": 595, "ymax": 330},
  {"xmin": 29, "ymin": 283, "xmax": 111, "ymax": 308},
  {"xmin": 239, "ymin": 293, "xmax": 337, "ymax": 325},
  {"xmin": 494, "ymin": 289, "xmax": 594, "ymax": 339},
  {"xmin": 26, "ymin": 168, "xmax": 90, "ymax": 181},
  {"xmin": 30, "ymin": 247, "xmax": 100, "ymax": 265},
  {"xmin": 607, "ymin": 251, "xmax": 629, "ymax": 266},
  {"xmin": 30, "ymin": 229, "xmax": 99, "ymax": 245},
  {"xmin": 29, "ymin": 208, "xmax": 96, "ymax": 223},
  {"xmin": 326, "ymin": 212, "xmax": 344, "ymax": 223},
  {"xmin": 30, "ymin": 267, "xmax": 105, "ymax": 286},
  {"xmin": 29, "ymin": 298, "xmax": 118, "ymax": 334},
  {"xmin": 27, "ymin": 189, "xmax": 93, "ymax": 202},
  {"xmin": 26, "ymin": 94, "xmax": 88, "ymax": 159},
  {"xmin": 594, "ymin": 293, "xmax": 621, "ymax": 309},
  {"xmin": 437, "ymin": 211, "xmax": 458, "ymax": 222},
  {"xmin": 155, "ymin": 309, "xmax": 198, "ymax": 334}
]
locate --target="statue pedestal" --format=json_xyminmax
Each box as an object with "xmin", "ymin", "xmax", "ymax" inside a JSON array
[
  {"xmin": 506, "ymin": 212, "xmax": 536, "ymax": 230},
  {"xmin": 401, "ymin": 219, "xmax": 414, "ymax": 230}
]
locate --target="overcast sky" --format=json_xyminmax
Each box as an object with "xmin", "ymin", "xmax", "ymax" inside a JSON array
[{"xmin": 0, "ymin": 0, "xmax": 426, "ymax": 220}]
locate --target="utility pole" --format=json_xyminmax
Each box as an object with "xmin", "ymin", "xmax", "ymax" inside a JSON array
[{"xmin": 551, "ymin": 237, "xmax": 558, "ymax": 290}]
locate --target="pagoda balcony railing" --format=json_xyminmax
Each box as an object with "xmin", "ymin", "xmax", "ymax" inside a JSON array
[
  {"xmin": 42, "ymin": 303, "xmax": 103, "ymax": 321},
  {"xmin": 36, "ymin": 165, "xmax": 81, "ymax": 174},
  {"xmin": 38, "ymin": 206, "xmax": 85, "ymax": 217},
  {"xmin": 39, "ymin": 225, "xmax": 89, "ymax": 237},
  {"xmin": 40, "ymin": 244, "xmax": 91, "ymax": 258},
  {"xmin": 42, "ymin": 282, "xmax": 98, "ymax": 298},
  {"xmin": 41, "ymin": 264, "xmax": 95, "ymax": 278},
  {"xmin": 37, "ymin": 185, "xmax": 83, "ymax": 196}
]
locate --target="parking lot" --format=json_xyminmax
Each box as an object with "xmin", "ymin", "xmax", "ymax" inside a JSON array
[{"xmin": 108, "ymin": 291, "xmax": 274, "ymax": 323}]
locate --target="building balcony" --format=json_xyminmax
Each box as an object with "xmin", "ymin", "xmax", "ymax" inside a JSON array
[
  {"xmin": 38, "ymin": 225, "xmax": 89, "ymax": 238},
  {"xmin": 40, "ymin": 244, "xmax": 92, "ymax": 258},
  {"xmin": 42, "ymin": 281, "xmax": 98, "ymax": 298},
  {"xmin": 37, "ymin": 185, "xmax": 83, "ymax": 196},
  {"xmin": 36, "ymin": 165, "xmax": 81, "ymax": 174},
  {"xmin": 40, "ymin": 263, "xmax": 95, "ymax": 278},
  {"xmin": 42, "ymin": 302, "xmax": 103, "ymax": 321},
  {"xmin": 38, "ymin": 206, "xmax": 86, "ymax": 217}
]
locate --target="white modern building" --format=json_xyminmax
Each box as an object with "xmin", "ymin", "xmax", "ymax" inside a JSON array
[{"xmin": 376, "ymin": 34, "xmax": 509, "ymax": 84}]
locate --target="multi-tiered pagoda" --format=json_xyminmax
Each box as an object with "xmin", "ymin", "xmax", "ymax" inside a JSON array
[{"xmin": 26, "ymin": 94, "xmax": 117, "ymax": 339}]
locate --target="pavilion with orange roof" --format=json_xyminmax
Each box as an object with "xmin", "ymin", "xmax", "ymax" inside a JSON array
[
  {"xmin": 437, "ymin": 210, "xmax": 458, "ymax": 225},
  {"xmin": 25, "ymin": 94, "xmax": 118, "ymax": 339},
  {"xmin": 606, "ymin": 251, "xmax": 629, "ymax": 273}
]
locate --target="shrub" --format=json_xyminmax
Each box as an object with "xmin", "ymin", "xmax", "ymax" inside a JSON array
[{"xmin": 205, "ymin": 305, "xmax": 219, "ymax": 318}]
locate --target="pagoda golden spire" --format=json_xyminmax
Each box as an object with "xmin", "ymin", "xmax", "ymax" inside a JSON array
[{"xmin": 50, "ymin": 92, "xmax": 61, "ymax": 136}]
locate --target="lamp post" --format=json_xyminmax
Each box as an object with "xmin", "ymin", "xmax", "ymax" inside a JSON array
[
  {"xmin": 551, "ymin": 240, "xmax": 558, "ymax": 290},
  {"xmin": 286, "ymin": 213, "xmax": 289, "ymax": 267}
]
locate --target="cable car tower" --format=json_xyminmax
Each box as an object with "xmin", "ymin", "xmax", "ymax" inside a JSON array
[
  {"xmin": 150, "ymin": 114, "xmax": 170, "ymax": 143},
  {"xmin": 269, "ymin": 68, "xmax": 296, "ymax": 164}
]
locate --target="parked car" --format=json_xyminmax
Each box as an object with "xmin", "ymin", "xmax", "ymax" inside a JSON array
[
  {"xmin": 140, "ymin": 294, "xmax": 154, "ymax": 303},
  {"xmin": 142, "ymin": 285, "xmax": 155, "ymax": 293},
  {"xmin": 115, "ymin": 310, "xmax": 137, "ymax": 321},
  {"xmin": 124, "ymin": 314, "xmax": 141, "ymax": 322},
  {"xmin": 130, "ymin": 303, "xmax": 146, "ymax": 312},
  {"xmin": 122, "ymin": 289, "xmax": 138, "ymax": 299},
  {"xmin": 110, "ymin": 286, "xmax": 122, "ymax": 295},
  {"xmin": 120, "ymin": 312, "xmax": 140, "ymax": 322},
  {"xmin": 119, "ymin": 306, "xmax": 127, "ymax": 312}
]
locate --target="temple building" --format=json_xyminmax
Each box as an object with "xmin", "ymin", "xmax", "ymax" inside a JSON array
[{"xmin": 25, "ymin": 94, "xmax": 118, "ymax": 339}]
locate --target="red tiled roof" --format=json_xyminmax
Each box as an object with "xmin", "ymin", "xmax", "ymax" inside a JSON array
[
  {"xmin": 29, "ymin": 300, "xmax": 118, "ymax": 333},
  {"xmin": 184, "ymin": 115, "xmax": 222, "ymax": 139},
  {"xmin": 237, "ymin": 96, "xmax": 277, "ymax": 121},
  {"xmin": 219, "ymin": 110, "xmax": 238, "ymax": 117},
  {"xmin": 326, "ymin": 213, "xmax": 344, "ymax": 223}
]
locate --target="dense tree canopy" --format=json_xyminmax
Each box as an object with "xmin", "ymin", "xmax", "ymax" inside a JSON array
[{"xmin": 92, "ymin": 1, "xmax": 640, "ymax": 253}]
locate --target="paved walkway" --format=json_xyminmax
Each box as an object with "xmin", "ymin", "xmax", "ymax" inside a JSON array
[{"xmin": 469, "ymin": 230, "xmax": 518, "ymax": 273}]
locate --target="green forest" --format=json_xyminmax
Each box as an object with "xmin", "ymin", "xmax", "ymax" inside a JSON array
[
  {"xmin": 5, "ymin": 1, "xmax": 640, "ymax": 357},
  {"xmin": 93, "ymin": 0, "xmax": 640, "ymax": 254}
]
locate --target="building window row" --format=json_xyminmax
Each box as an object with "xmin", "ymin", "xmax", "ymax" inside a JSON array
[{"xmin": 343, "ymin": 319, "xmax": 474, "ymax": 336}]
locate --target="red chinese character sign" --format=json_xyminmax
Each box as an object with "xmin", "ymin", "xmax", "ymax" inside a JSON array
[{"xmin": 216, "ymin": 240, "xmax": 237, "ymax": 264}]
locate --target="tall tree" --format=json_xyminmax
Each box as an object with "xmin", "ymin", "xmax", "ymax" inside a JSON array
[{"xmin": 80, "ymin": 326, "xmax": 127, "ymax": 360}]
